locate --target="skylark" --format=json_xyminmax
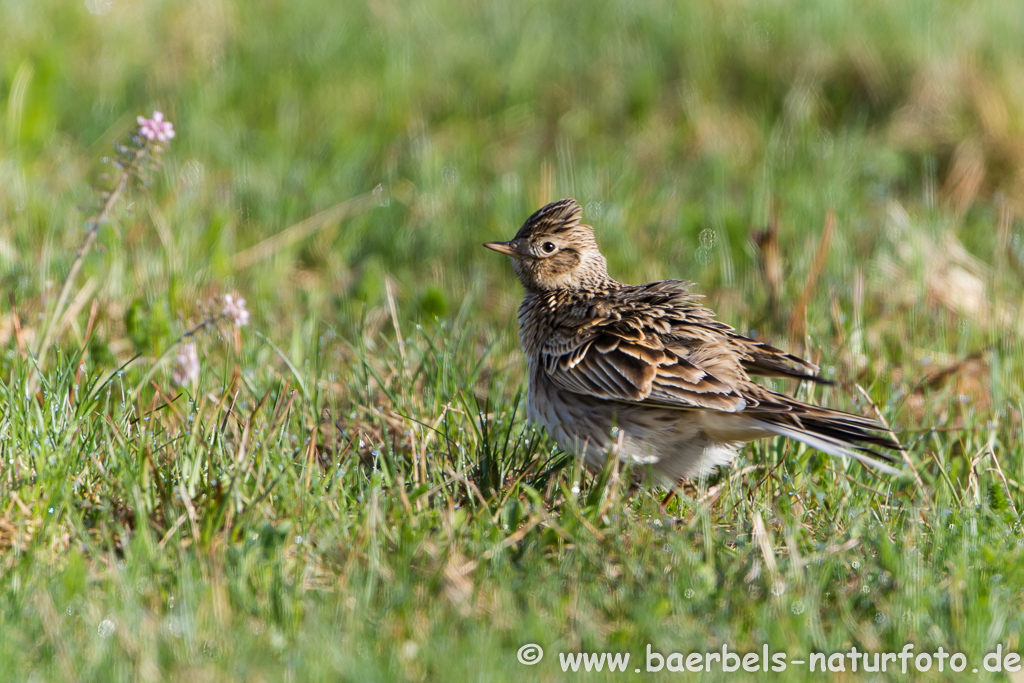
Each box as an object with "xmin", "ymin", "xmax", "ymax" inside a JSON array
[{"xmin": 484, "ymin": 198, "xmax": 901, "ymax": 485}]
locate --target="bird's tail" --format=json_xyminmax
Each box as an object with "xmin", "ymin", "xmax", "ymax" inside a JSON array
[{"xmin": 754, "ymin": 399, "xmax": 905, "ymax": 476}]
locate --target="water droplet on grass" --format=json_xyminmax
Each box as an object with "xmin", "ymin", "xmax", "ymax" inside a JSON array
[{"xmin": 97, "ymin": 618, "xmax": 115, "ymax": 638}]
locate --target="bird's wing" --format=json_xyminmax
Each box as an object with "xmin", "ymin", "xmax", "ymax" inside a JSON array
[
  {"xmin": 732, "ymin": 335, "xmax": 827, "ymax": 383},
  {"xmin": 541, "ymin": 282, "xmax": 761, "ymax": 412},
  {"xmin": 540, "ymin": 282, "xmax": 902, "ymax": 472}
]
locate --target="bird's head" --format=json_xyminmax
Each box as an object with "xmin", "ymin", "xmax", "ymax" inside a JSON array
[{"xmin": 484, "ymin": 199, "xmax": 610, "ymax": 292}]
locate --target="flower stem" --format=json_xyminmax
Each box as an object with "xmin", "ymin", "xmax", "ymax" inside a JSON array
[
  {"xmin": 130, "ymin": 314, "xmax": 221, "ymax": 395},
  {"xmin": 35, "ymin": 143, "xmax": 149, "ymax": 365}
]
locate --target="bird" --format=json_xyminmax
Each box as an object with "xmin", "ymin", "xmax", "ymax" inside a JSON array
[{"xmin": 483, "ymin": 198, "xmax": 902, "ymax": 486}]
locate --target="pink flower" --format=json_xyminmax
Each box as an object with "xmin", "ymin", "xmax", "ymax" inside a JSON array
[
  {"xmin": 172, "ymin": 343, "xmax": 200, "ymax": 386},
  {"xmin": 222, "ymin": 293, "xmax": 250, "ymax": 327},
  {"xmin": 137, "ymin": 111, "xmax": 175, "ymax": 144}
]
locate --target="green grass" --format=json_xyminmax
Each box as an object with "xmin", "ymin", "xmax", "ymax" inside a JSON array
[{"xmin": 3, "ymin": 0, "xmax": 1024, "ymax": 679}]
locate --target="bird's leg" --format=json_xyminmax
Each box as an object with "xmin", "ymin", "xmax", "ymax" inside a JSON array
[{"xmin": 660, "ymin": 479, "xmax": 697, "ymax": 511}]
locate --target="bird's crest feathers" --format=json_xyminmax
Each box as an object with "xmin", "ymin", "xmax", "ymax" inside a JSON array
[{"xmin": 515, "ymin": 198, "xmax": 586, "ymax": 240}]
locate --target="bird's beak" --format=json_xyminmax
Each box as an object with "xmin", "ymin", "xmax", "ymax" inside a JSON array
[{"xmin": 482, "ymin": 240, "xmax": 525, "ymax": 258}]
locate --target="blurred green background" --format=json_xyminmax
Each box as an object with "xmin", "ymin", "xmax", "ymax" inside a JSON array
[{"xmin": 4, "ymin": 0, "xmax": 1024, "ymax": 347}]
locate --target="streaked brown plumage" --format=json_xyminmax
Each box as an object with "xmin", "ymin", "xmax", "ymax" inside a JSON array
[{"xmin": 484, "ymin": 198, "xmax": 901, "ymax": 484}]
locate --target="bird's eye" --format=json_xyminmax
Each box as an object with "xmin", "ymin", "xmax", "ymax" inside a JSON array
[{"xmin": 541, "ymin": 241, "xmax": 557, "ymax": 253}]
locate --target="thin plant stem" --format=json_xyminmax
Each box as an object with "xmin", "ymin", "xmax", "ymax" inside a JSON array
[
  {"xmin": 34, "ymin": 143, "xmax": 151, "ymax": 365},
  {"xmin": 131, "ymin": 315, "xmax": 220, "ymax": 395}
]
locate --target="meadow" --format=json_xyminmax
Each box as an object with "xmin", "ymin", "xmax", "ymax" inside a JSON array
[{"xmin": 2, "ymin": 0, "xmax": 1024, "ymax": 679}]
